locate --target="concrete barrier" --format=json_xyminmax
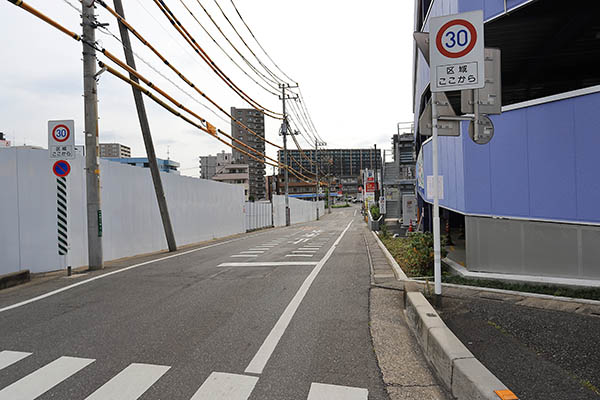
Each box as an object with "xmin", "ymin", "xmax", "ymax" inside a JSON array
[{"xmin": 405, "ymin": 291, "xmax": 512, "ymax": 399}]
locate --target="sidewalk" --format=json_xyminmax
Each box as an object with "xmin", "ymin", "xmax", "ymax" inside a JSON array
[{"xmin": 365, "ymin": 229, "xmax": 450, "ymax": 399}]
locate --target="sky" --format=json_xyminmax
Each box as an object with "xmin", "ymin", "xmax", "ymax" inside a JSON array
[{"xmin": 0, "ymin": 0, "xmax": 415, "ymax": 177}]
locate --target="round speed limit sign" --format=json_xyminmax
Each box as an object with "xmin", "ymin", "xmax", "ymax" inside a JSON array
[
  {"xmin": 436, "ymin": 19, "xmax": 477, "ymax": 59},
  {"xmin": 52, "ymin": 124, "xmax": 70, "ymax": 143}
]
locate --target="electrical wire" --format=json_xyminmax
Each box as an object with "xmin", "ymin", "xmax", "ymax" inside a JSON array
[
  {"xmin": 151, "ymin": 0, "xmax": 282, "ymax": 119},
  {"xmin": 176, "ymin": 0, "xmax": 280, "ymax": 96},
  {"xmin": 4, "ymin": 0, "xmax": 315, "ymax": 183},
  {"xmin": 212, "ymin": 0, "xmax": 287, "ymax": 85},
  {"xmin": 96, "ymin": 0, "xmax": 286, "ymax": 152},
  {"xmin": 191, "ymin": 0, "xmax": 281, "ymax": 90},
  {"xmin": 229, "ymin": 0, "xmax": 297, "ymax": 85}
]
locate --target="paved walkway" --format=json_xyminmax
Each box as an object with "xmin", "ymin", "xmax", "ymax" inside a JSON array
[{"xmin": 365, "ymin": 230, "xmax": 450, "ymax": 400}]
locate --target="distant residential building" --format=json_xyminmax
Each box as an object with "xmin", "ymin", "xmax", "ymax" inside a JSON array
[
  {"xmin": 100, "ymin": 143, "xmax": 131, "ymax": 158},
  {"xmin": 0, "ymin": 132, "xmax": 10, "ymax": 147},
  {"xmin": 199, "ymin": 151, "xmax": 232, "ymax": 180},
  {"xmin": 212, "ymin": 163, "xmax": 250, "ymax": 200},
  {"xmin": 231, "ymin": 107, "xmax": 265, "ymax": 200},
  {"xmin": 278, "ymin": 148, "xmax": 382, "ymax": 196},
  {"xmin": 105, "ymin": 157, "xmax": 180, "ymax": 174}
]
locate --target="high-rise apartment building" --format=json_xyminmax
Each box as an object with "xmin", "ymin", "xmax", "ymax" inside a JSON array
[
  {"xmin": 231, "ymin": 107, "xmax": 265, "ymax": 200},
  {"xmin": 199, "ymin": 151, "xmax": 233, "ymax": 180},
  {"xmin": 100, "ymin": 143, "xmax": 131, "ymax": 158}
]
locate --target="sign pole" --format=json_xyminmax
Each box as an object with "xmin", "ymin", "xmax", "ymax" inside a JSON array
[{"xmin": 432, "ymin": 92, "xmax": 442, "ymax": 297}]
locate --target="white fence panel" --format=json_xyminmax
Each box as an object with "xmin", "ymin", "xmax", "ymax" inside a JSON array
[
  {"xmin": 244, "ymin": 201, "xmax": 272, "ymax": 231},
  {"xmin": 0, "ymin": 147, "xmax": 245, "ymax": 275},
  {"xmin": 272, "ymin": 195, "xmax": 324, "ymax": 227}
]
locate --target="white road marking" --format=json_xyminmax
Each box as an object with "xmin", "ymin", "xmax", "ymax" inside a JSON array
[
  {"xmin": 285, "ymin": 254, "xmax": 314, "ymax": 257},
  {"xmin": 0, "ymin": 232, "xmax": 273, "ymax": 314},
  {"xmin": 299, "ymin": 247, "xmax": 320, "ymax": 250},
  {"xmin": 85, "ymin": 363, "xmax": 170, "ymax": 400},
  {"xmin": 218, "ymin": 262, "xmax": 318, "ymax": 267},
  {"xmin": 245, "ymin": 220, "xmax": 354, "ymax": 374},
  {"xmin": 353, "ymin": 209, "xmax": 357, "ymax": 217},
  {"xmin": 231, "ymin": 255, "xmax": 259, "ymax": 258},
  {"xmin": 249, "ymin": 248, "xmax": 270, "ymax": 251},
  {"xmin": 0, "ymin": 351, "xmax": 32, "ymax": 371},
  {"xmin": 0, "ymin": 356, "xmax": 94, "ymax": 400},
  {"xmin": 307, "ymin": 383, "xmax": 368, "ymax": 400},
  {"xmin": 292, "ymin": 250, "xmax": 316, "ymax": 253},
  {"xmin": 189, "ymin": 372, "xmax": 258, "ymax": 400},
  {"xmin": 239, "ymin": 251, "xmax": 265, "ymax": 254}
]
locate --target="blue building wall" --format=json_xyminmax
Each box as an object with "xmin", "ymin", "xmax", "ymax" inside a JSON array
[{"xmin": 419, "ymin": 91, "xmax": 600, "ymax": 224}]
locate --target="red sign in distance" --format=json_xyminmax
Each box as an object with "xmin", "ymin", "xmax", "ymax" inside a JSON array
[
  {"xmin": 436, "ymin": 19, "xmax": 477, "ymax": 59},
  {"xmin": 53, "ymin": 160, "xmax": 71, "ymax": 177},
  {"xmin": 52, "ymin": 124, "xmax": 70, "ymax": 143}
]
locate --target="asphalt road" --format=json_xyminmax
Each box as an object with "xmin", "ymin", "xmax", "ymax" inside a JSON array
[
  {"xmin": 441, "ymin": 296, "xmax": 600, "ymax": 400},
  {"xmin": 0, "ymin": 206, "xmax": 388, "ymax": 399}
]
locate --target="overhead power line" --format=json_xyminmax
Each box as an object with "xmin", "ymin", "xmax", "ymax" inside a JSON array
[{"xmin": 150, "ymin": 0, "xmax": 282, "ymax": 119}]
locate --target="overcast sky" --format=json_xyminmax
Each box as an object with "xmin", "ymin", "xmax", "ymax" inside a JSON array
[{"xmin": 0, "ymin": 0, "xmax": 414, "ymax": 177}]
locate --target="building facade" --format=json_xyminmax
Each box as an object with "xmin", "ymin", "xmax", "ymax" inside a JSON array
[
  {"xmin": 277, "ymin": 148, "xmax": 382, "ymax": 196},
  {"xmin": 104, "ymin": 157, "xmax": 180, "ymax": 174},
  {"xmin": 0, "ymin": 132, "xmax": 10, "ymax": 147},
  {"xmin": 212, "ymin": 164, "xmax": 250, "ymax": 200},
  {"xmin": 231, "ymin": 107, "xmax": 266, "ymax": 200},
  {"xmin": 99, "ymin": 143, "xmax": 131, "ymax": 158},
  {"xmin": 414, "ymin": 0, "xmax": 600, "ymax": 281},
  {"xmin": 199, "ymin": 151, "xmax": 233, "ymax": 180}
]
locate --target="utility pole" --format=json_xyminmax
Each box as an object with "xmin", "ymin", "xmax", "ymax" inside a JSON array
[
  {"xmin": 314, "ymin": 139, "xmax": 326, "ymax": 220},
  {"xmin": 327, "ymin": 157, "xmax": 332, "ymax": 214},
  {"xmin": 82, "ymin": 0, "xmax": 103, "ymax": 270},
  {"xmin": 374, "ymin": 144, "xmax": 380, "ymax": 202},
  {"xmin": 279, "ymin": 83, "xmax": 298, "ymax": 227},
  {"xmin": 113, "ymin": 0, "xmax": 177, "ymax": 252}
]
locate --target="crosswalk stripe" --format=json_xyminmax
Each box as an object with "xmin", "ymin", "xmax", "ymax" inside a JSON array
[
  {"xmin": 0, "ymin": 351, "xmax": 32, "ymax": 372},
  {"xmin": 285, "ymin": 254, "xmax": 314, "ymax": 257},
  {"xmin": 231, "ymin": 255, "xmax": 258, "ymax": 258},
  {"xmin": 0, "ymin": 356, "xmax": 94, "ymax": 400},
  {"xmin": 84, "ymin": 363, "xmax": 170, "ymax": 400},
  {"xmin": 307, "ymin": 383, "xmax": 368, "ymax": 400},
  {"xmin": 189, "ymin": 372, "xmax": 258, "ymax": 400}
]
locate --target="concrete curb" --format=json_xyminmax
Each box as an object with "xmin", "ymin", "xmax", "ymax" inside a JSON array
[
  {"xmin": 369, "ymin": 233, "xmax": 516, "ymax": 399},
  {"xmin": 371, "ymin": 231, "xmax": 408, "ymax": 280},
  {"xmin": 0, "ymin": 270, "xmax": 30, "ymax": 290},
  {"xmin": 405, "ymin": 291, "xmax": 510, "ymax": 399}
]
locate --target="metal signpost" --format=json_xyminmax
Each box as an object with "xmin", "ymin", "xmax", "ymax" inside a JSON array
[
  {"xmin": 49, "ymin": 120, "xmax": 76, "ymax": 271},
  {"xmin": 429, "ymin": 11, "xmax": 485, "ymax": 297}
]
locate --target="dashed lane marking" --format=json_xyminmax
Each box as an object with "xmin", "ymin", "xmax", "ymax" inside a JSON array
[{"xmin": 218, "ymin": 262, "xmax": 318, "ymax": 267}]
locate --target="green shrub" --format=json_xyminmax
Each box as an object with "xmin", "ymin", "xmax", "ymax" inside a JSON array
[
  {"xmin": 381, "ymin": 232, "xmax": 447, "ymax": 277},
  {"xmin": 370, "ymin": 205, "xmax": 380, "ymax": 220}
]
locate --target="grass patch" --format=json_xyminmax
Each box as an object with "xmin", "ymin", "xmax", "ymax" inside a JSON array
[
  {"xmin": 331, "ymin": 204, "xmax": 350, "ymax": 208},
  {"xmin": 443, "ymin": 275, "xmax": 600, "ymax": 301}
]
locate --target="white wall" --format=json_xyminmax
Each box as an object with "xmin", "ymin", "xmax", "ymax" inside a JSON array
[
  {"xmin": 0, "ymin": 147, "xmax": 245, "ymax": 275},
  {"xmin": 272, "ymin": 195, "xmax": 324, "ymax": 227},
  {"xmin": 244, "ymin": 201, "xmax": 272, "ymax": 231}
]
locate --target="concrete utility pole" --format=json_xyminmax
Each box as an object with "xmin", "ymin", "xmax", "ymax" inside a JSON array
[
  {"xmin": 327, "ymin": 157, "xmax": 332, "ymax": 214},
  {"xmin": 432, "ymin": 92, "xmax": 442, "ymax": 297},
  {"xmin": 374, "ymin": 144, "xmax": 380, "ymax": 202},
  {"xmin": 279, "ymin": 83, "xmax": 298, "ymax": 226},
  {"xmin": 314, "ymin": 139, "xmax": 326, "ymax": 220},
  {"xmin": 82, "ymin": 0, "xmax": 103, "ymax": 270},
  {"xmin": 113, "ymin": 0, "xmax": 177, "ymax": 252}
]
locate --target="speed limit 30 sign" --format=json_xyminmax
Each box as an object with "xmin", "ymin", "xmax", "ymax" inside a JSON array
[
  {"xmin": 429, "ymin": 10, "xmax": 485, "ymax": 92},
  {"xmin": 48, "ymin": 120, "xmax": 75, "ymax": 160}
]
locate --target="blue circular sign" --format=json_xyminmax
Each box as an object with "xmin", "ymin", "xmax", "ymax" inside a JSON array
[{"xmin": 53, "ymin": 160, "xmax": 71, "ymax": 177}]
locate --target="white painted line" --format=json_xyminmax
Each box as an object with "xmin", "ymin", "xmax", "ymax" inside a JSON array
[
  {"xmin": 189, "ymin": 372, "xmax": 258, "ymax": 400},
  {"xmin": 0, "ymin": 356, "xmax": 95, "ymax": 400},
  {"xmin": 299, "ymin": 247, "xmax": 320, "ymax": 250},
  {"xmin": 85, "ymin": 363, "xmax": 170, "ymax": 400},
  {"xmin": 218, "ymin": 262, "xmax": 318, "ymax": 267},
  {"xmin": 239, "ymin": 251, "xmax": 265, "ymax": 254},
  {"xmin": 245, "ymin": 220, "xmax": 354, "ymax": 374},
  {"xmin": 0, "ymin": 233, "xmax": 269, "ymax": 314},
  {"xmin": 307, "ymin": 383, "xmax": 368, "ymax": 400},
  {"xmin": 249, "ymin": 248, "xmax": 270, "ymax": 251},
  {"xmin": 231, "ymin": 255, "xmax": 259, "ymax": 258},
  {"xmin": 292, "ymin": 250, "xmax": 316, "ymax": 253},
  {"xmin": 353, "ymin": 209, "xmax": 357, "ymax": 217},
  {"xmin": 285, "ymin": 254, "xmax": 314, "ymax": 257},
  {"xmin": 0, "ymin": 351, "xmax": 32, "ymax": 371}
]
